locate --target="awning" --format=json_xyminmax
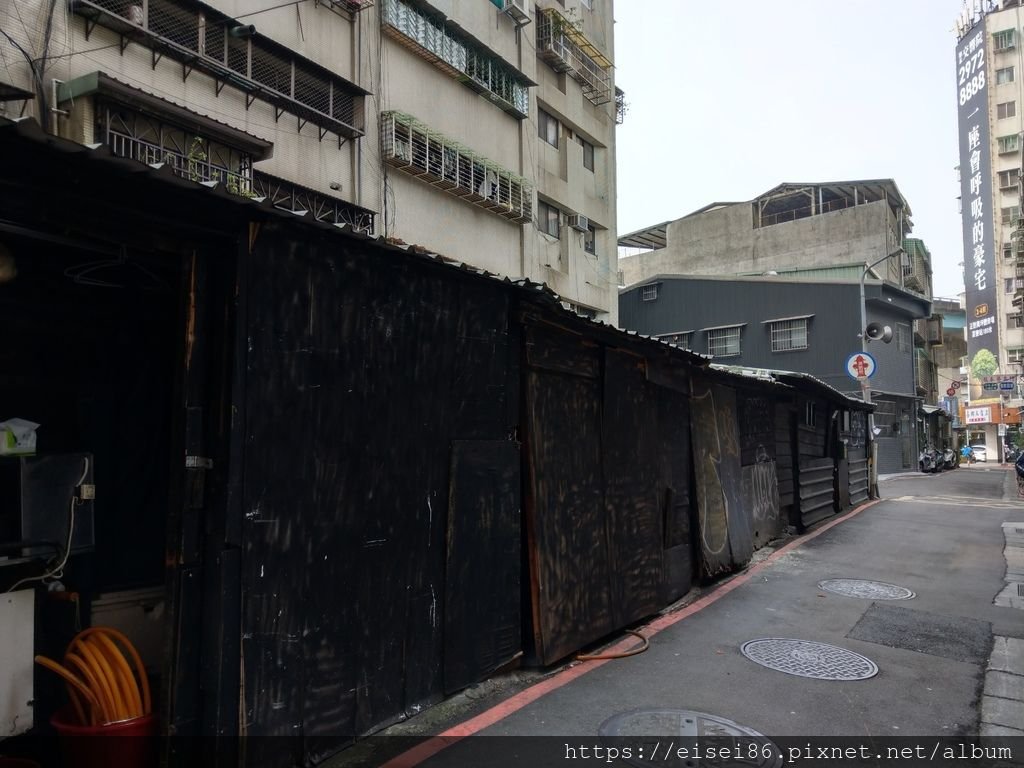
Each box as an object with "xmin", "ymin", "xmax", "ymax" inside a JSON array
[
  {"xmin": 56, "ymin": 71, "xmax": 274, "ymax": 159},
  {"xmin": 761, "ymin": 314, "xmax": 814, "ymax": 324},
  {"xmin": 699, "ymin": 322, "xmax": 747, "ymax": 332}
]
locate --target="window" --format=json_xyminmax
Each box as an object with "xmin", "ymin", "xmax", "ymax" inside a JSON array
[
  {"xmin": 804, "ymin": 402, "xmax": 816, "ymax": 428},
  {"xmin": 537, "ymin": 200, "xmax": 560, "ymax": 237},
  {"xmin": 999, "ymin": 134, "xmax": 1020, "ymax": 153},
  {"xmin": 896, "ymin": 323, "xmax": 911, "ymax": 352},
  {"xmin": 707, "ymin": 326, "xmax": 742, "ymax": 357},
  {"xmin": 1009, "ymin": 347, "xmax": 1024, "ymax": 364},
  {"xmin": 1003, "ymin": 205, "xmax": 1021, "ymax": 224},
  {"xmin": 999, "ymin": 101, "xmax": 1017, "ymax": 119},
  {"xmin": 583, "ymin": 224, "xmax": 596, "ymax": 254},
  {"xmin": 657, "ymin": 332, "xmax": 691, "ymax": 349},
  {"xmin": 999, "ymin": 168, "xmax": 1021, "ymax": 189},
  {"xmin": 581, "ymin": 0, "xmax": 593, "ymax": 7},
  {"xmin": 538, "ymin": 109, "xmax": 559, "ymax": 147},
  {"xmin": 1006, "ymin": 242, "xmax": 1016, "ymax": 259},
  {"xmin": 641, "ymin": 284, "xmax": 659, "ymax": 301},
  {"xmin": 996, "ymin": 29, "xmax": 1017, "ymax": 51},
  {"xmin": 997, "ymin": 66, "xmax": 1016, "ymax": 84},
  {"xmin": 1009, "ymin": 313, "xmax": 1024, "ymax": 328},
  {"xmin": 770, "ymin": 318, "xmax": 809, "ymax": 352},
  {"xmin": 1007, "ymin": 277, "xmax": 1024, "ymax": 293},
  {"xmin": 578, "ymin": 136, "xmax": 595, "ymax": 171}
]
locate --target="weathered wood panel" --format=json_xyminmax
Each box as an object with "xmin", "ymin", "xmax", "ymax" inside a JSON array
[
  {"xmin": 741, "ymin": 460, "xmax": 780, "ymax": 550},
  {"xmin": 444, "ymin": 441, "xmax": 521, "ymax": 694},
  {"xmin": 798, "ymin": 457, "xmax": 836, "ymax": 528},
  {"xmin": 603, "ymin": 349, "xmax": 662, "ymax": 628},
  {"xmin": 525, "ymin": 368, "xmax": 609, "ymax": 664},
  {"xmin": 738, "ymin": 392, "xmax": 776, "ymax": 466},
  {"xmin": 240, "ymin": 231, "xmax": 516, "ymax": 761},
  {"xmin": 849, "ymin": 457, "xmax": 869, "ymax": 506},
  {"xmin": 655, "ymin": 386, "xmax": 692, "ymax": 603},
  {"xmin": 690, "ymin": 379, "xmax": 748, "ymax": 574},
  {"xmin": 775, "ymin": 403, "xmax": 795, "ymax": 509}
]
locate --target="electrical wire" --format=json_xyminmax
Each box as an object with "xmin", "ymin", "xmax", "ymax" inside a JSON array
[{"xmin": 5, "ymin": 457, "xmax": 88, "ymax": 593}]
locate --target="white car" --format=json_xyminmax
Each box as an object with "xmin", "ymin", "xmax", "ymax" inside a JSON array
[{"xmin": 969, "ymin": 445, "xmax": 988, "ymax": 462}]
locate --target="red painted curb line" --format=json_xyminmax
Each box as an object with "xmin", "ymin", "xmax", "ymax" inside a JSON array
[{"xmin": 381, "ymin": 498, "xmax": 882, "ymax": 767}]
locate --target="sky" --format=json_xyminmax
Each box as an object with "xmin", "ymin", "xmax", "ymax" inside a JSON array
[{"xmin": 613, "ymin": 0, "xmax": 966, "ymax": 299}]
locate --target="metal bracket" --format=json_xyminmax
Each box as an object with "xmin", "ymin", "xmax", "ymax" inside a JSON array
[{"xmin": 185, "ymin": 455, "xmax": 213, "ymax": 470}]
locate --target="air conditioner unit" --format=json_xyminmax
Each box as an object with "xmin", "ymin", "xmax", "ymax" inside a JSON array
[
  {"xmin": 501, "ymin": 0, "xmax": 531, "ymax": 25},
  {"xmin": 567, "ymin": 213, "xmax": 589, "ymax": 232}
]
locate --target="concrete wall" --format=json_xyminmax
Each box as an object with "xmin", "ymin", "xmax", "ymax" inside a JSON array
[{"xmin": 620, "ymin": 199, "xmax": 895, "ymax": 288}]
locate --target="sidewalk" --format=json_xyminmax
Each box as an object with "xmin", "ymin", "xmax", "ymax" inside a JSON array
[{"xmin": 339, "ymin": 469, "xmax": 1024, "ymax": 767}]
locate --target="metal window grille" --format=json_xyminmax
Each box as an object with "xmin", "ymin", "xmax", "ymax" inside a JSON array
[
  {"xmin": 72, "ymin": 0, "xmax": 363, "ymax": 139},
  {"xmin": 98, "ymin": 102, "xmax": 253, "ymax": 193},
  {"xmin": 251, "ymin": 171, "xmax": 375, "ymax": 233},
  {"xmin": 657, "ymin": 332, "xmax": 690, "ymax": 349},
  {"xmin": 896, "ymin": 323, "xmax": 911, "ymax": 352},
  {"xmin": 536, "ymin": 8, "xmax": 612, "ymax": 105},
  {"xmin": 708, "ymin": 326, "xmax": 741, "ymax": 357},
  {"xmin": 641, "ymin": 284, "xmax": 658, "ymax": 301},
  {"xmin": 380, "ymin": 0, "xmax": 529, "ymax": 118},
  {"xmin": 381, "ymin": 111, "xmax": 533, "ymax": 224},
  {"xmin": 770, "ymin": 319, "xmax": 808, "ymax": 352}
]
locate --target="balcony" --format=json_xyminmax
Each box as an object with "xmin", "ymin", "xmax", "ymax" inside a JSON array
[
  {"xmin": 71, "ymin": 0, "xmax": 366, "ymax": 142},
  {"xmin": 615, "ymin": 87, "xmax": 627, "ymax": 125},
  {"xmin": 381, "ymin": 111, "xmax": 532, "ymax": 224},
  {"xmin": 380, "ymin": 0, "xmax": 531, "ymax": 118},
  {"xmin": 536, "ymin": 8, "xmax": 612, "ymax": 106}
]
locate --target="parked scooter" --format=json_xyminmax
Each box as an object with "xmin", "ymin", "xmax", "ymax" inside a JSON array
[
  {"xmin": 942, "ymin": 446, "xmax": 958, "ymax": 470},
  {"xmin": 919, "ymin": 444, "xmax": 941, "ymax": 473},
  {"xmin": 1006, "ymin": 445, "xmax": 1021, "ymax": 464}
]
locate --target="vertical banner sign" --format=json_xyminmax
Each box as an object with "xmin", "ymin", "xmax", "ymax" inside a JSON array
[{"xmin": 956, "ymin": 25, "xmax": 1000, "ymax": 363}]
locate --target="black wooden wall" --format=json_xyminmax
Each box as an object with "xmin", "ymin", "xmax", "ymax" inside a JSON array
[
  {"xmin": 239, "ymin": 229, "xmax": 521, "ymax": 763},
  {"xmin": 523, "ymin": 325, "xmax": 692, "ymax": 665}
]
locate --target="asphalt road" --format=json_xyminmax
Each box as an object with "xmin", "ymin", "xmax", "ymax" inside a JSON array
[{"xmin": 340, "ymin": 466, "xmax": 1024, "ymax": 767}]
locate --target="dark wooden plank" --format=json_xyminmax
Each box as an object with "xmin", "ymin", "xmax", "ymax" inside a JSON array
[
  {"xmin": 655, "ymin": 386, "xmax": 692, "ymax": 603},
  {"xmin": 690, "ymin": 378, "xmax": 747, "ymax": 575},
  {"xmin": 525, "ymin": 326, "xmax": 601, "ymax": 378},
  {"xmin": 741, "ymin": 460, "xmax": 780, "ymax": 550},
  {"xmin": 603, "ymin": 349, "xmax": 662, "ymax": 628},
  {"xmin": 444, "ymin": 440, "xmax": 521, "ymax": 694},
  {"xmin": 738, "ymin": 392, "xmax": 776, "ymax": 466},
  {"xmin": 525, "ymin": 369, "xmax": 609, "ymax": 664}
]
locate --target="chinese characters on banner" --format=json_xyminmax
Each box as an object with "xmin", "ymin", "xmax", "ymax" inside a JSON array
[{"xmin": 956, "ymin": 26, "xmax": 1000, "ymax": 362}]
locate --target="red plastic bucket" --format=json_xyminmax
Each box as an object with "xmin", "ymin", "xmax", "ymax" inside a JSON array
[{"xmin": 50, "ymin": 710, "xmax": 157, "ymax": 768}]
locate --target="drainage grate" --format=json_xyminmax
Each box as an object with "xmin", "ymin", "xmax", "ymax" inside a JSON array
[
  {"xmin": 741, "ymin": 638, "xmax": 878, "ymax": 680},
  {"xmin": 599, "ymin": 709, "xmax": 783, "ymax": 768},
  {"xmin": 818, "ymin": 579, "xmax": 915, "ymax": 600}
]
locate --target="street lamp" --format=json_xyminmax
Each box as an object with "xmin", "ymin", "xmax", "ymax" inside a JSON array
[{"xmin": 858, "ymin": 248, "xmax": 907, "ymax": 495}]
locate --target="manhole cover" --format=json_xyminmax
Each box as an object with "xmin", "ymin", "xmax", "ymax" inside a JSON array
[
  {"xmin": 599, "ymin": 709, "xmax": 782, "ymax": 767},
  {"xmin": 818, "ymin": 578, "xmax": 915, "ymax": 600},
  {"xmin": 740, "ymin": 638, "xmax": 878, "ymax": 680}
]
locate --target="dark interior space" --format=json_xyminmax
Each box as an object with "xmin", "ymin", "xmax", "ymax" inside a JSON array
[{"xmin": 0, "ymin": 233, "xmax": 182, "ymax": 593}]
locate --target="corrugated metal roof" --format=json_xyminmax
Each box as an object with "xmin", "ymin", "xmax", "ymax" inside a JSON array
[{"xmin": 710, "ymin": 364, "xmax": 874, "ymax": 409}]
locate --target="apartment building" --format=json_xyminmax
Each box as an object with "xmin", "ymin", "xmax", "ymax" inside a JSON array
[
  {"xmin": 954, "ymin": 1, "xmax": 1024, "ymax": 399},
  {"xmin": 0, "ymin": 0, "xmax": 619, "ymax": 320}
]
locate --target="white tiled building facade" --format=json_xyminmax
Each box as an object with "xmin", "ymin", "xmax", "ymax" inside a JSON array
[{"xmin": 1, "ymin": 0, "xmax": 619, "ymax": 320}]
